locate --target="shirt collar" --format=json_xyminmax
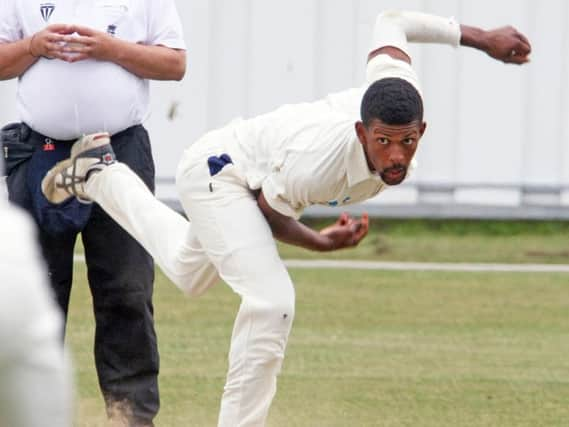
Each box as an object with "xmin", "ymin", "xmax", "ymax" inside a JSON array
[{"xmin": 345, "ymin": 137, "xmax": 384, "ymax": 187}]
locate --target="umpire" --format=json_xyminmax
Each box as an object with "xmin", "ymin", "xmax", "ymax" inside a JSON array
[{"xmin": 0, "ymin": 1, "xmax": 186, "ymax": 425}]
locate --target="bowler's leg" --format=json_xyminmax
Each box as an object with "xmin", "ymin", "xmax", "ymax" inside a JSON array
[
  {"xmin": 178, "ymin": 165, "xmax": 295, "ymax": 427},
  {"xmin": 85, "ymin": 163, "xmax": 219, "ymax": 295},
  {"xmin": 217, "ymin": 253, "xmax": 295, "ymax": 427}
]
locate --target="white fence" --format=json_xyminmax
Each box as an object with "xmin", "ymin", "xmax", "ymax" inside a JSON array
[{"xmin": 1, "ymin": 0, "xmax": 568, "ymax": 218}]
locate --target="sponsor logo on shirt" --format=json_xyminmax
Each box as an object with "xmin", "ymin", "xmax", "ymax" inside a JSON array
[
  {"xmin": 328, "ymin": 196, "xmax": 352, "ymax": 207},
  {"xmin": 40, "ymin": 3, "xmax": 56, "ymax": 23}
]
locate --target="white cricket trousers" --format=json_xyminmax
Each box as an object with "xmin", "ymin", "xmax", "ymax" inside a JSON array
[
  {"xmin": 0, "ymin": 201, "xmax": 72, "ymax": 427},
  {"xmin": 85, "ymin": 125, "xmax": 295, "ymax": 427}
]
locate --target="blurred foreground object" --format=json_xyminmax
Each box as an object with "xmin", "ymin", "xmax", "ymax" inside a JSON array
[{"xmin": 0, "ymin": 194, "xmax": 72, "ymax": 427}]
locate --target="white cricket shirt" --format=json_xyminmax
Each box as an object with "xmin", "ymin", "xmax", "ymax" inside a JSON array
[
  {"xmin": 229, "ymin": 54, "xmax": 421, "ymax": 219},
  {"xmin": 0, "ymin": 0, "xmax": 186, "ymax": 140}
]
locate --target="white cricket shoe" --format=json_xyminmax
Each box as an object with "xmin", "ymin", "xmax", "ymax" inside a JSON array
[{"xmin": 41, "ymin": 132, "xmax": 116, "ymax": 204}]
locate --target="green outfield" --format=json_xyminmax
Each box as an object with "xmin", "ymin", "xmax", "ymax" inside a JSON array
[
  {"xmin": 67, "ymin": 220, "xmax": 569, "ymax": 426},
  {"xmin": 278, "ymin": 219, "xmax": 569, "ymax": 264}
]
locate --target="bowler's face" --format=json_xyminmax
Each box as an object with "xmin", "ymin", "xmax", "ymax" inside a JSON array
[{"xmin": 356, "ymin": 119, "xmax": 426, "ymax": 185}]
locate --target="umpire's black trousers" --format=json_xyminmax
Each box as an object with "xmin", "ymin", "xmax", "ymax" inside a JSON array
[{"xmin": 7, "ymin": 124, "xmax": 160, "ymax": 426}]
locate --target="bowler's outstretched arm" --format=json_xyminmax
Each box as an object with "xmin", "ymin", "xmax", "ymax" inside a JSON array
[
  {"xmin": 257, "ymin": 192, "xmax": 369, "ymax": 252},
  {"xmin": 368, "ymin": 11, "xmax": 530, "ymax": 65},
  {"xmin": 258, "ymin": 10, "xmax": 531, "ymax": 251}
]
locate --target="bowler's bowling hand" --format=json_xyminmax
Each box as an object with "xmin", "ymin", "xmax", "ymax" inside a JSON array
[
  {"xmin": 319, "ymin": 212, "xmax": 370, "ymax": 251},
  {"xmin": 461, "ymin": 25, "xmax": 532, "ymax": 65}
]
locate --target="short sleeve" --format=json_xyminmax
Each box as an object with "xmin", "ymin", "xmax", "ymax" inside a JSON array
[
  {"xmin": 261, "ymin": 154, "xmax": 313, "ymax": 220},
  {"xmin": 147, "ymin": 0, "xmax": 186, "ymax": 49},
  {"xmin": 0, "ymin": 0, "xmax": 22, "ymax": 43},
  {"xmin": 262, "ymin": 174, "xmax": 305, "ymax": 220}
]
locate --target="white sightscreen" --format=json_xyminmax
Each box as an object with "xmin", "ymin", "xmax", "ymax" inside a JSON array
[{"xmin": 1, "ymin": 0, "xmax": 567, "ymax": 218}]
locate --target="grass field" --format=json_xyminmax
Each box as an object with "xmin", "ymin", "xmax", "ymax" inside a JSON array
[
  {"xmin": 66, "ymin": 220, "xmax": 569, "ymax": 426},
  {"xmin": 278, "ymin": 219, "xmax": 569, "ymax": 264}
]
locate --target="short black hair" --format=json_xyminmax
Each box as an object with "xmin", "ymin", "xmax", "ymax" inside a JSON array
[{"xmin": 360, "ymin": 77, "xmax": 423, "ymax": 127}]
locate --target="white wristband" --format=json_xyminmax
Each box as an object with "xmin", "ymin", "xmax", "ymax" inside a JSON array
[{"xmin": 370, "ymin": 10, "xmax": 461, "ymax": 56}]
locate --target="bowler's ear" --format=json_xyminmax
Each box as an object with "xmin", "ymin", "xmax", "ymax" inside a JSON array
[
  {"xmin": 420, "ymin": 121, "xmax": 427, "ymax": 137},
  {"xmin": 355, "ymin": 121, "xmax": 367, "ymax": 145}
]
